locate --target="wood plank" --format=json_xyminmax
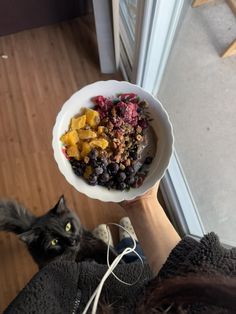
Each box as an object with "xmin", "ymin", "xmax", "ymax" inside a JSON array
[
  {"xmin": 226, "ymin": 0, "xmax": 236, "ymax": 15},
  {"xmin": 192, "ymin": 0, "xmax": 214, "ymax": 7},
  {"xmin": 221, "ymin": 38, "xmax": 236, "ymax": 57},
  {"xmin": 0, "ymin": 16, "xmax": 125, "ymax": 313}
]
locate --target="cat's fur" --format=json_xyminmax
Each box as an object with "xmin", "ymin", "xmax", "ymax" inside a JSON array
[{"xmin": 0, "ymin": 196, "xmax": 117, "ymax": 268}]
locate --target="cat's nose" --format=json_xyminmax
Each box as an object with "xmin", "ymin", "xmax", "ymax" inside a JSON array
[{"xmin": 69, "ymin": 238, "xmax": 77, "ymax": 246}]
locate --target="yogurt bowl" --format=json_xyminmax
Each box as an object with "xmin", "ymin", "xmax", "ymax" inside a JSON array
[{"xmin": 52, "ymin": 80, "xmax": 174, "ymax": 202}]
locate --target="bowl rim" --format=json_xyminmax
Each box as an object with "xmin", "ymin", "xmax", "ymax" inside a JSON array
[{"xmin": 52, "ymin": 80, "xmax": 174, "ymax": 202}]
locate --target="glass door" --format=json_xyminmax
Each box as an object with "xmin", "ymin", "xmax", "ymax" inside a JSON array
[{"xmin": 119, "ymin": 0, "xmax": 138, "ymax": 80}]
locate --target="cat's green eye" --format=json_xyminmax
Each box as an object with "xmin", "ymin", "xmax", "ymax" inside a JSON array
[
  {"xmin": 65, "ymin": 222, "xmax": 72, "ymax": 232},
  {"xmin": 51, "ymin": 239, "xmax": 58, "ymax": 246}
]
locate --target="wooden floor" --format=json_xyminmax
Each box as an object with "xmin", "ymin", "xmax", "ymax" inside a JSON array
[{"xmin": 0, "ymin": 16, "xmax": 125, "ymax": 312}]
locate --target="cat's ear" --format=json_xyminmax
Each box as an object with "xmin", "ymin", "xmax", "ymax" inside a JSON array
[
  {"xmin": 51, "ymin": 195, "xmax": 69, "ymax": 215},
  {"xmin": 18, "ymin": 229, "xmax": 37, "ymax": 244}
]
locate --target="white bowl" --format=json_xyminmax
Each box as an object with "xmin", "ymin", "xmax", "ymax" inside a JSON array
[{"xmin": 52, "ymin": 80, "xmax": 174, "ymax": 202}]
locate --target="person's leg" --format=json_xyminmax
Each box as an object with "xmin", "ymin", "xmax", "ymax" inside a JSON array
[
  {"xmin": 92, "ymin": 224, "xmax": 114, "ymax": 247},
  {"xmin": 115, "ymin": 238, "xmax": 146, "ymax": 263},
  {"xmin": 92, "ymin": 218, "xmax": 146, "ymax": 263},
  {"xmin": 115, "ymin": 217, "xmax": 146, "ymax": 263}
]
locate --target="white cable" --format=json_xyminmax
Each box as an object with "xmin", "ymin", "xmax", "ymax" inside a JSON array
[
  {"xmin": 106, "ymin": 223, "xmax": 144, "ymax": 285},
  {"xmin": 82, "ymin": 223, "xmax": 144, "ymax": 314},
  {"xmin": 82, "ymin": 246, "xmax": 133, "ymax": 314}
]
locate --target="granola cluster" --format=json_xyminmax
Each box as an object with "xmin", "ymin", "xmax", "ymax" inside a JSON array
[{"xmin": 93, "ymin": 93, "xmax": 149, "ymax": 166}]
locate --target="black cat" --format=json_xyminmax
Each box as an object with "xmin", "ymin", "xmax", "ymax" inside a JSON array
[{"xmin": 0, "ymin": 196, "xmax": 117, "ymax": 268}]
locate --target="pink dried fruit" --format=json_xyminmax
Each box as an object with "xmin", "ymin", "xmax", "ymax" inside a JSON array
[{"xmin": 119, "ymin": 93, "xmax": 139, "ymax": 103}]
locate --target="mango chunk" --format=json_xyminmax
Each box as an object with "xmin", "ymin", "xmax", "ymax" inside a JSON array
[
  {"xmin": 71, "ymin": 115, "xmax": 86, "ymax": 130},
  {"xmin": 81, "ymin": 142, "xmax": 92, "ymax": 157},
  {"xmin": 83, "ymin": 165, "xmax": 93, "ymax": 179},
  {"xmin": 97, "ymin": 126, "xmax": 105, "ymax": 135},
  {"xmin": 90, "ymin": 138, "xmax": 109, "ymax": 150},
  {"xmin": 67, "ymin": 145, "xmax": 80, "ymax": 159},
  {"xmin": 85, "ymin": 108, "xmax": 100, "ymax": 128},
  {"xmin": 60, "ymin": 130, "xmax": 79, "ymax": 146},
  {"xmin": 78, "ymin": 129, "xmax": 97, "ymax": 140}
]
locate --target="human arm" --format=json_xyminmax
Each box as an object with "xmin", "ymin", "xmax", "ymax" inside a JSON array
[{"xmin": 120, "ymin": 182, "xmax": 181, "ymax": 275}]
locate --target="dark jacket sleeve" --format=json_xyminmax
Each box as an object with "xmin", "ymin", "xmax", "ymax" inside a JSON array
[
  {"xmin": 4, "ymin": 260, "xmax": 152, "ymax": 314},
  {"xmin": 158, "ymin": 232, "xmax": 236, "ymax": 279},
  {"xmin": 4, "ymin": 261, "xmax": 81, "ymax": 314}
]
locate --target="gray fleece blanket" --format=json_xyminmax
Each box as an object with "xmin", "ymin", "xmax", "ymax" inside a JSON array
[{"xmin": 4, "ymin": 233, "xmax": 236, "ymax": 313}]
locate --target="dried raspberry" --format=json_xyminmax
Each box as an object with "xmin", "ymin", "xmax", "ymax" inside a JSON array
[
  {"xmin": 119, "ymin": 93, "xmax": 139, "ymax": 103},
  {"xmin": 96, "ymin": 107, "xmax": 107, "ymax": 119},
  {"xmin": 62, "ymin": 147, "xmax": 70, "ymax": 160},
  {"xmin": 92, "ymin": 95, "xmax": 106, "ymax": 106}
]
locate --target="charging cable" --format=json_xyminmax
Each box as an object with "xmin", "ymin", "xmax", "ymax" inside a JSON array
[{"xmin": 82, "ymin": 223, "xmax": 144, "ymax": 314}]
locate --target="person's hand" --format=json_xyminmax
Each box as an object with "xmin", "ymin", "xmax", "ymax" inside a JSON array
[{"xmin": 119, "ymin": 180, "xmax": 160, "ymax": 210}]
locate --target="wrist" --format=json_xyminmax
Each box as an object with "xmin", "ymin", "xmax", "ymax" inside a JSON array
[{"xmin": 122, "ymin": 195, "xmax": 161, "ymax": 211}]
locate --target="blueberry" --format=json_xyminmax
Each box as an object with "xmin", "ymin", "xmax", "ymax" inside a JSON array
[
  {"xmin": 132, "ymin": 176, "xmax": 144, "ymax": 188},
  {"xmin": 94, "ymin": 167, "xmax": 104, "ymax": 175},
  {"xmin": 100, "ymin": 156, "xmax": 108, "ymax": 167},
  {"xmin": 90, "ymin": 159, "xmax": 99, "ymax": 168},
  {"xmin": 88, "ymin": 174, "xmax": 98, "ymax": 186},
  {"xmin": 73, "ymin": 167, "xmax": 84, "ymax": 176},
  {"xmin": 70, "ymin": 159, "xmax": 86, "ymax": 176},
  {"xmin": 106, "ymin": 180, "xmax": 116, "ymax": 190},
  {"xmin": 99, "ymin": 172, "xmax": 110, "ymax": 183},
  {"xmin": 70, "ymin": 158, "xmax": 83, "ymax": 167},
  {"xmin": 116, "ymin": 182, "xmax": 126, "ymax": 190},
  {"xmin": 88, "ymin": 149, "xmax": 99, "ymax": 160},
  {"xmin": 70, "ymin": 158, "xmax": 76, "ymax": 165},
  {"xmin": 125, "ymin": 176, "xmax": 135, "ymax": 186},
  {"xmin": 144, "ymin": 156, "xmax": 153, "ymax": 165},
  {"xmin": 116, "ymin": 172, "xmax": 126, "ymax": 182},
  {"xmin": 125, "ymin": 166, "xmax": 135, "ymax": 176},
  {"xmin": 107, "ymin": 162, "xmax": 120, "ymax": 175},
  {"xmin": 129, "ymin": 151, "xmax": 138, "ymax": 160}
]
